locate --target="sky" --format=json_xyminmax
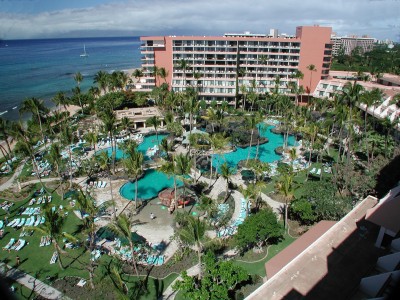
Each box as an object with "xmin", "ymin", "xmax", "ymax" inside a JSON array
[{"xmin": 0, "ymin": 0, "xmax": 399, "ymax": 41}]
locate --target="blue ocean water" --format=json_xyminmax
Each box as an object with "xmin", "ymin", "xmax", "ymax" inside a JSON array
[{"xmin": 0, "ymin": 37, "xmax": 142, "ymax": 120}]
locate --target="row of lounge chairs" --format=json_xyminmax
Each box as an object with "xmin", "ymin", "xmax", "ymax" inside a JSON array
[
  {"xmin": 40, "ymin": 236, "xmax": 51, "ymax": 247},
  {"xmin": 7, "ymin": 215, "xmax": 45, "ymax": 228},
  {"xmin": 3, "ymin": 238, "xmax": 26, "ymax": 251},
  {"xmin": 217, "ymin": 198, "xmax": 249, "ymax": 238},
  {"xmin": 91, "ymin": 249, "xmax": 101, "ymax": 261},
  {"xmin": 28, "ymin": 196, "xmax": 52, "ymax": 206},
  {"xmin": 21, "ymin": 207, "xmax": 41, "ymax": 216},
  {"xmin": 88, "ymin": 181, "xmax": 107, "ymax": 189}
]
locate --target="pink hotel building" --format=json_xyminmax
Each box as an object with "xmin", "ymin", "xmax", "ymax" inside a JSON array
[{"xmin": 139, "ymin": 25, "xmax": 333, "ymax": 103}]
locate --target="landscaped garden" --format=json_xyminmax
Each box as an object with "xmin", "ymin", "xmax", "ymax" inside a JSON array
[{"xmin": 0, "ymin": 57, "xmax": 399, "ymax": 299}]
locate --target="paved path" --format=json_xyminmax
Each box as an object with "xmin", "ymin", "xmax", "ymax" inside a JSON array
[
  {"xmin": 0, "ymin": 160, "xmax": 26, "ymax": 191},
  {"xmin": 160, "ymin": 263, "xmax": 200, "ymax": 300},
  {"xmin": 5, "ymin": 266, "xmax": 64, "ymax": 299}
]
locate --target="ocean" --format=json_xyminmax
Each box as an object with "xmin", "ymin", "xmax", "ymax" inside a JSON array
[{"xmin": 0, "ymin": 36, "xmax": 142, "ymax": 121}]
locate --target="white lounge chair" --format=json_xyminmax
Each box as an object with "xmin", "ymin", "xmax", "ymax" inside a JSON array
[
  {"xmin": 101, "ymin": 181, "xmax": 107, "ymax": 188},
  {"xmin": 15, "ymin": 239, "xmax": 26, "ymax": 251},
  {"xmin": 316, "ymin": 169, "xmax": 321, "ymax": 176},
  {"xmin": 3, "ymin": 238, "xmax": 15, "ymax": 250},
  {"xmin": 50, "ymin": 251, "xmax": 58, "ymax": 264},
  {"xmin": 8, "ymin": 219, "xmax": 19, "ymax": 227},
  {"xmin": 310, "ymin": 167, "xmax": 316, "ymax": 174}
]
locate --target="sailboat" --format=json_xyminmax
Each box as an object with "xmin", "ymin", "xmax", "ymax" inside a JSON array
[{"xmin": 80, "ymin": 44, "xmax": 88, "ymax": 57}]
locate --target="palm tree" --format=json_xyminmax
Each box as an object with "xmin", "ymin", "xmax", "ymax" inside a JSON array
[
  {"xmin": 176, "ymin": 215, "xmax": 206, "ymax": 279},
  {"xmin": 107, "ymin": 214, "xmax": 139, "ymax": 276},
  {"xmin": 158, "ymin": 159, "xmax": 178, "ymax": 210},
  {"xmin": 208, "ymin": 133, "xmax": 230, "ymax": 186},
  {"xmin": 84, "ymin": 131, "xmax": 98, "ymax": 153},
  {"xmin": 94, "ymin": 70, "xmax": 109, "ymax": 95},
  {"xmin": 184, "ymin": 94, "xmax": 199, "ymax": 136},
  {"xmin": 158, "ymin": 67, "xmax": 169, "ymax": 85},
  {"xmin": 75, "ymin": 190, "xmax": 113, "ymax": 288},
  {"xmin": 239, "ymin": 183, "xmax": 258, "ymax": 215},
  {"xmin": 0, "ymin": 118, "xmax": 13, "ymax": 159},
  {"xmin": 99, "ymin": 108, "xmax": 117, "ymax": 174},
  {"xmin": 145, "ymin": 116, "xmax": 161, "ymax": 144},
  {"xmin": 275, "ymin": 171, "xmax": 294, "ymax": 231},
  {"xmin": 46, "ymin": 143, "xmax": 63, "ymax": 192},
  {"xmin": 74, "ymin": 72, "xmax": 84, "ymax": 114},
  {"xmin": 301, "ymin": 123, "xmax": 318, "ymax": 181},
  {"xmin": 132, "ymin": 69, "xmax": 144, "ymax": 82},
  {"xmin": 220, "ymin": 162, "xmax": 234, "ymax": 201},
  {"xmin": 61, "ymin": 125, "xmax": 74, "ymax": 188},
  {"xmin": 245, "ymin": 114, "xmax": 258, "ymax": 166},
  {"xmin": 176, "ymin": 59, "xmax": 190, "ymax": 86},
  {"xmin": 160, "ymin": 137, "xmax": 174, "ymax": 161},
  {"xmin": 174, "ymin": 153, "xmax": 192, "ymax": 199},
  {"xmin": 52, "ymin": 91, "xmax": 69, "ymax": 113},
  {"xmin": 28, "ymin": 208, "xmax": 74, "ymax": 270},
  {"xmin": 19, "ymin": 97, "xmax": 49, "ymax": 147},
  {"xmin": 339, "ymin": 81, "xmax": 364, "ymax": 163},
  {"xmin": 97, "ymin": 151, "xmax": 117, "ymax": 218},
  {"xmin": 306, "ymin": 64, "xmax": 317, "ymax": 99},
  {"xmin": 124, "ymin": 149, "xmax": 144, "ymax": 209}
]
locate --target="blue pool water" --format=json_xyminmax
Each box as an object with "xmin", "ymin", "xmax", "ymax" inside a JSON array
[
  {"xmin": 212, "ymin": 124, "xmax": 295, "ymax": 173},
  {"xmin": 120, "ymin": 169, "xmax": 183, "ymax": 200},
  {"xmin": 99, "ymin": 134, "xmax": 168, "ymax": 161}
]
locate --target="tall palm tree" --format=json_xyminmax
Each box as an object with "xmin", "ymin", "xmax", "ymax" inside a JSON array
[
  {"xmin": 107, "ymin": 214, "xmax": 140, "ymax": 276},
  {"xmin": 176, "ymin": 215, "xmax": 206, "ymax": 279},
  {"xmin": 245, "ymin": 114, "xmax": 258, "ymax": 166},
  {"xmin": 306, "ymin": 64, "xmax": 317, "ymax": 99},
  {"xmin": 99, "ymin": 108, "xmax": 117, "ymax": 174},
  {"xmin": 132, "ymin": 69, "xmax": 144, "ymax": 82},
  {"xmin": 52, "ymin": 91, "xmax": 69, "ymax": 113},
  {"xmin": 339, "ymin": 81, "xmax": 364, "ymax": 164},
  {"xmin": 19, "ymin": 97, "xmax": 49, "ymax": 147},
  {"xmin": 208, "ymin": 133, "xmax": 230, "ymax": 186},
  {"xmin": 275, "ymin": 171, "xmax": 294, "ymax": 231},
  {"xmin": 97, "ymin": 151, "xmax": 117, "ymax": 218},
  {"xmin": 29, "ymin": 208, "xmax": 74, "ymax": 270},
  {"xmin": 174, "ymin": 153, "xmax": 192, "ymax": 199},
  {"xmin": 145, "ymin": 116, "xmax": 161, "ymax": 144},
  {"xmin": 94, "ymin": 70, "xmax": 109, "ymax": 95},
  {"xmin": 84, "ymin": 131, "xmax": 98, "ymax": 152},
  {"xmin": 158, "ymin": 67, "xmax": 169, "ymax": 85},
  {"xmin": 0, "ymin": 118, "xmax": 13, "ymax": 159},
  {"xmin": 75, "ymin": 190, "xmax": 112, "ymax": 288},
  {"xmin": 46, "ymin": 142, "xmax": 63, "ymax": 192},
  {"xmin": 124, "ymin": 149, "xmax": 144, "ymax": 209},
  {"xmin": 74, "ymin": 72, "xmax": 84, "ymax": 114},
  {"xmin": 176, "ymin": 59, "xmax": 190, "ymax": 86},
  {"xmin": 158, "ymin": 159, "xmax": 178, "ymax": 210},
  {"xmin": 61, "ymin": 125, "xmax": 74, "ymax": 188},
  {"xmin": 220, "ymin": 162, "xmax": 234, "ymax": 201}
]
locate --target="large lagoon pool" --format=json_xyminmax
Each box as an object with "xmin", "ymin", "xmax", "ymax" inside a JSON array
[
  {"xmin": 99, "ymin": 133, "xmax": 168, "ymax": 161},
  {"xmin": 119, "ymin": 169, "xmax": 183, "ymax": 200},
  {"xmin": 212, "ymin": 124, "xmax": 295, "ymax": 173}
]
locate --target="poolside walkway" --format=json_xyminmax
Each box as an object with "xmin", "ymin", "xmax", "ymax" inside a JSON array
[{"xmin": 5, "ymin": 265, "xmax": 64, "ymax": 299}]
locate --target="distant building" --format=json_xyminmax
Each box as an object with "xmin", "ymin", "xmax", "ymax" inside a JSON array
[
  {"xmin": 331, "ymin": 34, "xmax": 376, "ymax": 56},
  {"xmin": 139, "ymin": 25, "xmax": 333, "ymax": 104}
]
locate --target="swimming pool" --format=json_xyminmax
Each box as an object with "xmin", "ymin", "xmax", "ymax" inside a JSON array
[
  {"xmin": 98, "ymin": 134, "xmax": 168, "ymax": 161},
  {"xmin": 119, "ymin": 169, "xmax": 183, "ymax": 200},
  {"xmin": 212, "ymin": 124, "xmax": 295, "ymax": 173}
]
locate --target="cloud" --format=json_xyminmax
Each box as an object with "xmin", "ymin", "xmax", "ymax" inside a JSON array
[{"xmin": 0, "ymin": 0, "xmax": 399, "ymax": 41}]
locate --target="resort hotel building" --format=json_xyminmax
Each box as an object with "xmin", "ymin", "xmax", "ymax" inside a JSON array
[
  {"xmin": 139, "ymin": 25, "xmax": 333, "ymax": 104},
  {"xmin": 330, "ymin": 34, "xmax": 376, "ymax": 56}
]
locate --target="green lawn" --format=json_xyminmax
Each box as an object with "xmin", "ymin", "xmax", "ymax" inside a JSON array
[{"xmin": 233, "ymin": 234, "xmax": 296, "ymax": 277}]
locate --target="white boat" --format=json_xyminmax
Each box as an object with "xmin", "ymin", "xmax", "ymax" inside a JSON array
[{"xmin": 80, "ymin": 44, "xmax": 89, "ymax": 57}]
